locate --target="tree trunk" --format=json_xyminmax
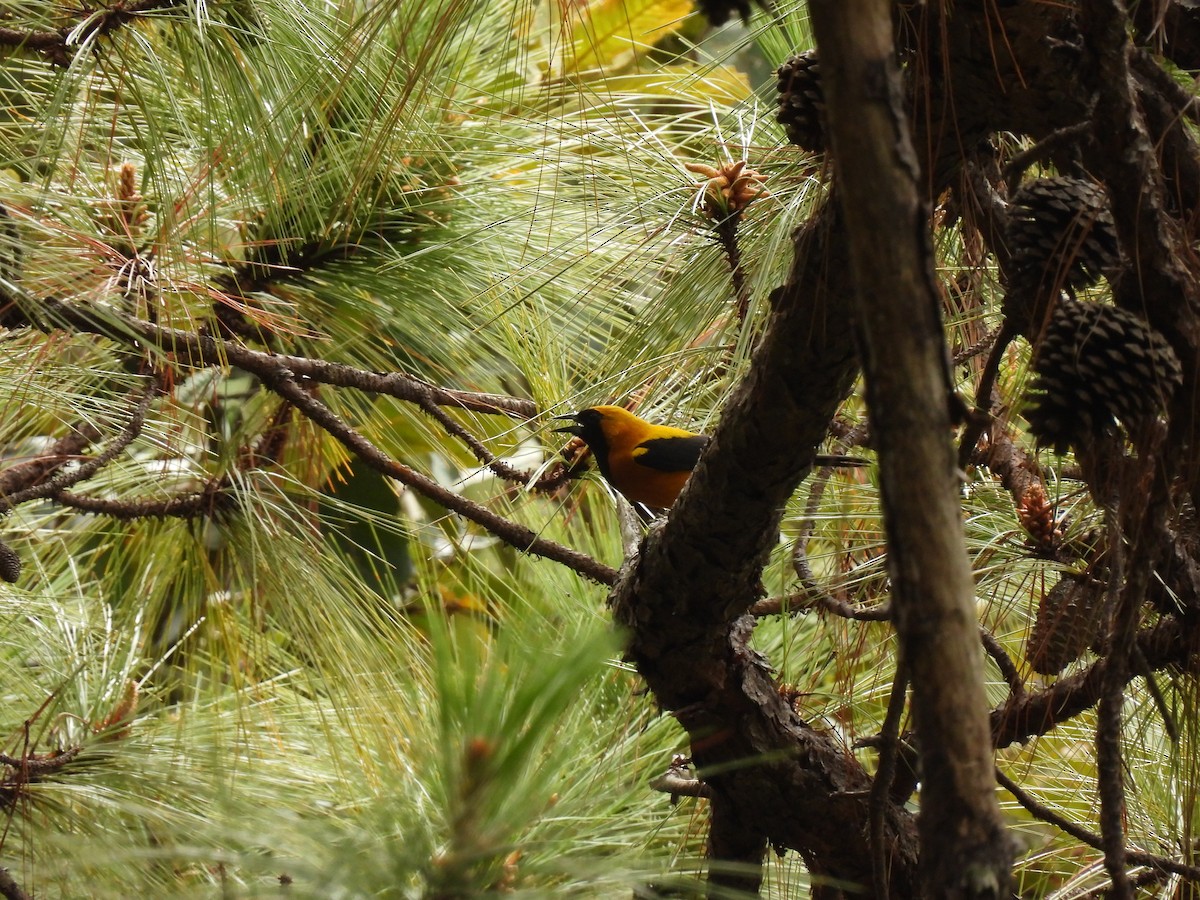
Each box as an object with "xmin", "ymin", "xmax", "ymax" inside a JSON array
[{"xmin": 810, "ymin": 2, "xmax": 1013, "ymax": 896}]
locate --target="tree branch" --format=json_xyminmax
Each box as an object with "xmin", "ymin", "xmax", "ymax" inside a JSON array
[
  {"xmin": 995, "ymin": 767, "xmax": 1200, "ymax": 884},
  {"xmin": 648, "ymin": 757, "xmax": 712, "ymax": 800},
  {"xmin": 0, "ymin": 0, "xmax": 188, "ymax": 65},
  {"xmin": 869, "ymin": 662, "xmax": 909, "ymax": 900},
  {"xmin": 0, "ymin": 381, "xmax": 158, "ymax": 513},
  {"xmin": 3, "ymin": 291, "xmax": 609, "ymax": 578},
  {"xmin": 19, "ymin": 295, "xmax": 537, "ymax": 419},
  {"xmin": 979, "ymin": 627, "xmax": 1025, "ymax": 701},
  {"xmin": 0, "ymin": 425, "xmax": 103, "ymax": 499},
  {"xmin": 53, "ymin": 480, "xmax": 233, "ymax": 520},
  {"xmin": 611, "ymin": 197, "xmax": 914, "ymax": 892},
  {"xmin": 258, "ymin": 366, "xmax": 616, "ymax": 585},
  {"xmin": 413, "ymin": 394, "xmax": 568, "ymax": 491},
  {"xmin": 1079, "ymin": 0, "xmax": 1200, "ymax": 511},
  {"xmin": 991, "ymin": 615, "xmax": 1196, "ymax": 749},
  {"xmin": 0, "ymin": 867, "xmax": 30, "ymax": 900},
  {"xmin": 1095, "ymin": 502, "xmax": 1133, "ymax": 899},
  {"xmin": 812, "ymin": 1, "xmax": 1012, "ymax": 893}
]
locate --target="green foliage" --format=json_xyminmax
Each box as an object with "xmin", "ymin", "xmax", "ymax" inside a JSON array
[
  {"xmin": 0, "ymin": 0, "xmax": 1192, "ymax": 896},
  {"xmin": 0, "ymin": 0, "xmax": 773, "ymax": 894}
]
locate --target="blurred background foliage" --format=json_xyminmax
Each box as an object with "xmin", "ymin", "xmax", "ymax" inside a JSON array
[{"xmin": 0, "ymin": 0, "xmax": 1188, "ymax": 896}]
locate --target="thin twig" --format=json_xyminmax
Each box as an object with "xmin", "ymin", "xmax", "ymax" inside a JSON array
[
  {"xmin": 0, "ymin": 746, "xmax": 81, "ymax": 776},
  {"xmin": 1074, "ymin": 867, "xmax": 1172, "ymax": 898},
  {"xmin": 1001, "ymin": 122, "xmax": 1092, "ymax": 192},
  {"xmin": 868, "ymin": 662, "xmax": 908, "ymax": 900},
  {"xmin": 0, "ymin": 381, "xmax": 159, "ymax": 513},
  {"xmin": 753, "ymin": 469, "xmax": 890, "ymax": 619},
  {"xmin": 995, "ymin": 767, "xmax": 1200, "ymax": 883},
  {"xmin": 797, "ymin": 591, "xmax": 890, "ymax": 621},
  {"xmin": 979, "ymin": 627, "xmax": 1025, "ymax": 700},
  {"xmin": 956, "ymin": 322, "xmax": 1016, "ymax": 471},
  {"xmin": 1130, "ymin": 643, "xmax": 1178, "ymax": 744},
  {"xmin": 21, "ymin": 295, "xmax": 537, "ymax": 419},
  {"xmin": 1093, "ymin": 431, "xmax": 1171, "ymax": 899},
  {"xmin": 11, "ymin": 293, "xmax": 606, "ymax": 575},
  {"xmin": 750, "ymin": 591, "xmax": 892, "ymax": 620},
  {"xmin": 415, "ymin": 396, "xmax": 569, "ymax": 491}
]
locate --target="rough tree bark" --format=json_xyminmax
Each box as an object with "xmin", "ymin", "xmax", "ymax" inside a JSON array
[
  {"xmin": 610, "ymin": 201, "xmax": 920, "ymax": 896},
  {"xmin": 810, "ymin": 2, "xmax": 1013, "ymax": 896},
  {"xmin": 610, "ymin": 0, "xmax": 1200, "ymax": 895},
  {"xmin": 609, "ymin": 0, "xmax": 1200, "ymax": 897}
]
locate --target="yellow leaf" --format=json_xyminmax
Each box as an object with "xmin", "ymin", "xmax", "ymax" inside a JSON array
[{"xmin": 568, "ymin": 0, "xmax": 694, "ymax": 74}]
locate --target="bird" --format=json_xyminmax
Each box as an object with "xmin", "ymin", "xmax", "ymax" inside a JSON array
[{"xmin": 554, "ymin": 405, "xmax": 866, "ymax": 512}]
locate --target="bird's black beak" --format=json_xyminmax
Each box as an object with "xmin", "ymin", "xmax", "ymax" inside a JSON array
[{"xmin": 552, "ymin": 413, "xmax": 582, "ymax": 436}]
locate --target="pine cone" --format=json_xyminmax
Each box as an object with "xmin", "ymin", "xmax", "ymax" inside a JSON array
[
  {"xmin": 1026, "ymin": 300, "xmax": 1182, "ymax": 454},
  {"xmin": 776, "ymin": 51, "xmax": 825, "ymax": 153},
  {"xmin": 1007, "ymin": 177, "xmax": 1119, "ymax": 294},
  {"xmin": 0, "ymin": 539, "xmax": 20, "ymax": 584},
  {"xmin": 1027, "ymin": 573, "xmax": 1105, "ymax": 675},
  {"xmin": 697, "ymin": 0, "xmax": 751, "ymax": 25}
]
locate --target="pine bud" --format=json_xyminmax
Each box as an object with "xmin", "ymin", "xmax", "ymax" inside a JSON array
[{"xmin": 1018, "ymin": 483, "xmax": 1060, "ymax": 552}]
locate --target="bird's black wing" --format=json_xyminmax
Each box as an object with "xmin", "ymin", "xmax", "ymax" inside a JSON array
[{"xmin": 633, "ymin": 434, "xmax": 709, "ymax": 472}]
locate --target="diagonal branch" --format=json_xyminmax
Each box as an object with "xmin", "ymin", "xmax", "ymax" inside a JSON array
[
  {"xmin": 17, "ymin": 295, "xmax": 537, "ymax": 419},
  {"xmin": 996, "ymin": 767, "xmax": 1200, "ymax": 884},
  {"xmin": 4, "ymin": 292, "xmax": 609, "ymax": 579},
  {"xmin": 0, "ymin": 426, "xmax": 103, "ymax": 500},
  {"xmin": 610, "ymin": 190, "xmax": 915, "ymax": 892},
  {"xmin": 258, "ymin": 366, "xmax": 615, "ymax": 585},
  {"xmin": 413, "ymin": 394, "xmax": 569, "ymax": 491},
  {"xmin": 991, "ymin": 615, "xmax": 1196, "ymax": 749}
]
